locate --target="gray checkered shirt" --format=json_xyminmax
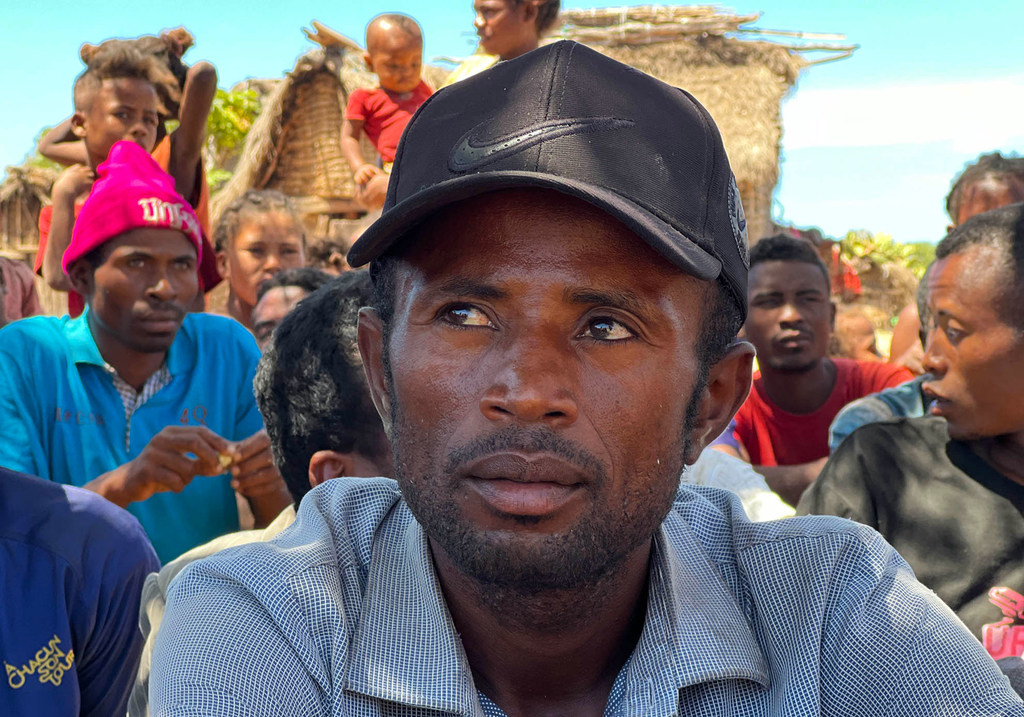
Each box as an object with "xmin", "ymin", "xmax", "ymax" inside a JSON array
[
  {"xmin": 105, "ymin": 363, "xmax": 172, "ymax": 450},
  {"xmin": 151, "ymin": 479, "xmax": 1024, "ymax": 716}
]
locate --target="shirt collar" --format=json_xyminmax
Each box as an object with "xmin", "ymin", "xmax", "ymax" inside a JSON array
[
  {"xmin": 344, "ymin": 517, "xmax": 481, "ymax": 715},
  {"xmin": 345, "ymin": 502, "xmax": 769, "ymax": 715},
  {"xmin": 623, "ymin": 508, "xmax": 770, "ymax": 716},
  {"xmin": 63, "ymin": 308, "xmax": 187, "ymax": 375}
]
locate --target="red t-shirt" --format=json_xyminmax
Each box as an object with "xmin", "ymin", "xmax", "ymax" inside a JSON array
[
  {"xmin": 35, "ymin": 136, "xmax": 220, "ymax": 317},
  {"xmin": 735, "ymin": 358, "xmax": 913, "ymax": 466},
  {"xmin": 346, "ymin": 81, "xmax": 433, "ymax": 163}
]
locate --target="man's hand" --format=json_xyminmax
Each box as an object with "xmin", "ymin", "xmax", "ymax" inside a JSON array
[
  {"xmin": 86, "ymin": 425, "xmax": 231, "ymax": 507},
  {"xmin": 226, "ymin": 430, "xmax": 291, "ymax": 527},
  {"xmin": 52, "ymin": 164, "xmax": 94, "ymax": 203}
]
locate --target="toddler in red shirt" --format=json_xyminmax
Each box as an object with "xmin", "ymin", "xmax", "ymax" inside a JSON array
[{"xmin": 341, "ymin": 14, "xmax": 432, "ymax": 210}]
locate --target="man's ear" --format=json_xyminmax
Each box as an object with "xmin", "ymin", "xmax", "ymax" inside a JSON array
[
  {"xmin": 66, "ymin": 258, "xmax": 94, "ymax": 299},
  {"xmin": 683, "ymin": 340, "xmax": 755, "ymax": 464},
  {"xmin": 70, "ymin": 112, "xmax": 87, "ymax": 139},
  {"xmin": 829, "ymin": 301, "xmax": 837, "ymax": 333},
  {"xmin": 357, "ymin": 307, "xmax": 392, "ymax": 436},
  {"xmin": 523, "ymin": 0, "xmax": 541, "ymax": 23},
  {"xmin": 363, "ymin": 51, "xmax": 374, "ymax": 72},
  {"xmin": 308, "ymin": 450, "xmax": 352, "ymax": 489}
]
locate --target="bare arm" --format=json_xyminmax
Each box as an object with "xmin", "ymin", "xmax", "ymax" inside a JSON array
[
  {"xmin": 167, "ymin": 61, "xmax": 217, "ymax": 205},
  {"xmin": 37, "ymin": 118, "xmax": 89, "ymax": 167},
  {"xmin": 43, "ymin": 165, "xmax": 95, "ymax": 290},
  {"xmin": 341, "ymin": 118, "xmax": 382, "ymax": 185},
  {"xmin": 752, "ymin": 458, "xmax": 828, "ymax": 508}
]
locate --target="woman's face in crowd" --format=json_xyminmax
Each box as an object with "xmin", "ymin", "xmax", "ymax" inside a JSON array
[
  {"xmin": 219, "ymin": 211, "xmax": 306, "ymax": 307},
  {"xmin": 473, "ymin": 0, "xmax": 539, "ymax": 60}
]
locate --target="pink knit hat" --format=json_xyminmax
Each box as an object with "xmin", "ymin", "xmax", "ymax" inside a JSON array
[{"xmin": 62, "ymin": 140, "xmax": 203, "ymax": 274}]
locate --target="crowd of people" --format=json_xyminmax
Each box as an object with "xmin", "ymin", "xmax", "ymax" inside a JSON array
[{"xmin": 3, "ymin": 3, "xmax": 1024, "ymax": 715}]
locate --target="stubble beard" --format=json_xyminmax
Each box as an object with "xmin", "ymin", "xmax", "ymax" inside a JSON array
[{"xmin": 388, "ymin": 379, "xmax": 705, "ymax": 628}]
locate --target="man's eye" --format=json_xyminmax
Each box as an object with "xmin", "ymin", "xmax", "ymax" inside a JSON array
[
  {"xmin": 444, "ymin": 305, "xmax": 492, "ymax": 327},
  {"xmin": 581, "ymin": 317, "xmax": 633, "ymax": 341}
]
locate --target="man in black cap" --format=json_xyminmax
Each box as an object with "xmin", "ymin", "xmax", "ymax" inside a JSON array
[{"xmin": 151, "ymin": 42, "xmax": 1022, "ymax": 715}]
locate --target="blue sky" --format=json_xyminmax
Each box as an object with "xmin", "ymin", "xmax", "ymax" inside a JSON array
[{"xmin": 3, "ymin": 1, "xmax": 1022, "ymax": 243}]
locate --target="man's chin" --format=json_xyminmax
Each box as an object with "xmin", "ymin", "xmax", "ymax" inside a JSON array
[{"xmin": 766, "ymin": 357, "xmax": 819, "ymax": 374}]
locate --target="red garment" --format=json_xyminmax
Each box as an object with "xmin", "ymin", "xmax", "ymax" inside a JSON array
[
  {"xmin": 35, "ymin": 136, "xmax": 219, "ymax": 317},
  {"xmin": 0, "ymin": 257, "xmax": 42, "ymax": 321},
  {"xmin": 735, "ymin": 358, "xmax": 913, "ymax": 466},
  {"xmin": 346, "ymin": 82, "xmax": 433, "ymax": 163}
]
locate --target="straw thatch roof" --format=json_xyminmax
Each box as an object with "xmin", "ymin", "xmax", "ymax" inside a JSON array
[
  {"xmin": 0, "ymin": 165, "xmax": 57, "ymax": 257},
  {"xmin": 212, "ymin": 24, "xmax": 449, "ymax": 234},
  {"xmin": 211, "ymin": 47, "xmax": 369, "ymax": 227},
  {"xmin": 561, "ymin": 5, "xmax": 855, "ymax": 242}
]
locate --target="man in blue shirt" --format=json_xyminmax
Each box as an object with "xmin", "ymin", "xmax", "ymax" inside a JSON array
[
  {"xmin": 0, "ymin": 141, "xmax": 289, "ymax": 562},
  {"xmin": 152, "ymin": 43, "xmax": 1024, "ymax": 714},
  {"xmin": 0, "ymin": 467, "xmax": 159, "ymax": 716}
]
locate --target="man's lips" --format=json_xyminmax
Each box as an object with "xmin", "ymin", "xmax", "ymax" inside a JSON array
[
  {"xmin": 461, "ymin": 453, "xmax": 589, "ymax": 517},
  {"xmin": 137, "ymin": 310, "xmax": 184, "ymax": 332},
  {"xmin": 921, "ymin": 384, "xmax": 951, "ymax": 415},
  {"xmin": 775, "ymin": 331, "xmax": 811, "ymax": 349}
]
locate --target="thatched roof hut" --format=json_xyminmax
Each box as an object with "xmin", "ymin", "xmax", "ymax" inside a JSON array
[
  {"xmin": 212, "ymin": 25, "xmax": 448, "ymax": 239},
  {"xmin": 0, "ymin": 165, "xmax": 56, "ymax": 258},
  {"xmin": 562, "ymin": 5, "xmax": 854, "ymax": 244}
]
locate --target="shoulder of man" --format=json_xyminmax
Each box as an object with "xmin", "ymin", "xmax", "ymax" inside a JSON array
[
  {"xmin": 0, "ymin": 314, "xmax": 68, "ymax": 362},
  {"xmin": 169, "ymin": 477, "xmax": 404, "ymax": 600},
  {"xmin": 177, "ymin": 313, "xmax": 260, "ymax": 358},
  {"xmin": 845, "ymin": 357, "xmax": 915, "ymax": 392},
  {"xmin": 0, "ymin": 466, "xmax": 158, "ymax": 577},
  {"xmin": 801, "ymin": 416, "xmax": 945, "ymax": 520}
]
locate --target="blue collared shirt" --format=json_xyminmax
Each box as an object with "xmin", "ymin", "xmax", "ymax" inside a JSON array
[
  {"xmin": 0, "ymin": 311, "xmax": 264, "ymax": 563},
  {"xmin": 151, "ymin": 478, "xmax": 1024, "ymax": 716}
]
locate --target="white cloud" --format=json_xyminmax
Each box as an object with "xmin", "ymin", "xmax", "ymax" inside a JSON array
[{"xmin": 782, "ymin": 75, "xmax": 1024, "ymax": 152}]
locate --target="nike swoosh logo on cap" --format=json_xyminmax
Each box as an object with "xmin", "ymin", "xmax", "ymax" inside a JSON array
[{"xmin": 449, "ymin": 117, "xmax": 635, "ymax": 172}]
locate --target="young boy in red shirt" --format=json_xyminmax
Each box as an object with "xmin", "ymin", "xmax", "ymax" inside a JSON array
[
  {"xmin": 341, "ymin": 14, "xmax": 432, "ymax": 210},
  {"xmin": 36, "ymin": 35, "xmax": 219, "ymax": 315}
]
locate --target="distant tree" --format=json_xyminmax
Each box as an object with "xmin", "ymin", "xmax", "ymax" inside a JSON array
[
  {"xmin": 840, "ymin": 230, "xmax": 935, "ymax": 278},
  {"xmin": 204, "ymin": 88, "xmax": 260, "ymax": 192}
]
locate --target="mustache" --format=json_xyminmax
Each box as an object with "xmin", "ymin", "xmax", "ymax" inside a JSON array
[{"xmin": 443, "ymin": 426, "xmax": 607, "ymax": 484}]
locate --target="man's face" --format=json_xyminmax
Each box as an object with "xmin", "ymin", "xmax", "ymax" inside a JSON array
[
  {"xmin": 71, "ymin": 228, "xmax": 198, "ymax": 355},
  {"xmin": 252, "ymin": 285, "xmax": 310, "ymax": 351},
  {"xmin": 745, "ymin": 259, "xmax": 833, "ymax": 373},
  {"xmin": 359, "ymin": 189, "xmax": 747, "ymax": 591},
  {"xmin": 922, "ymin": 245, "xmax": 1024, "ymax": 440},
  {"xmin": 73, "ymin": 78, "xmax": 160, "ymax": 168}
]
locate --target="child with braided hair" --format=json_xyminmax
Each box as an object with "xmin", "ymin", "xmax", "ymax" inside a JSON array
[{"xmin": 213, "ymin": 190, "xmax": 308, "ymax": 331}]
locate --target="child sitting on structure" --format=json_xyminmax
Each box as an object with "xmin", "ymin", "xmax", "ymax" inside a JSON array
[
  {"xmin": 36, "ymin": 32, "xmax": 220, "ymax": 315},
  {"xmin": 214, "ymin": 189, "xmax": 308, "ymax": 332},
  {"xmin": 341, "ymin": 14, "xmax": 432, "ymax": 210}
]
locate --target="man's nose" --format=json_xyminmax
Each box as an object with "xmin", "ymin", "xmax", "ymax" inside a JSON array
[
  {"xmin": 474, "ymin": 14, "xmax": 486, "ymax": 30},
  {"xmin": 778, "ymin": 301, "xmax": 802, "ymax": 324},
  {"xmin": 479, "ymin": 337, "xmax": 579, "ymax": 428},
  {"xmin": 922, "ymin": 332, "xmax": 946, "ymax": 376},
  {"xmin": 147, "ymin": 275, "xmax": 176, "ymax": 301}
]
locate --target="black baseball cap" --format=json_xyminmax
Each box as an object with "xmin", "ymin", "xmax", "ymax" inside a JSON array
[{"xmin": 348, "ymin": 40, "xmax": 750, "ymax": 314}]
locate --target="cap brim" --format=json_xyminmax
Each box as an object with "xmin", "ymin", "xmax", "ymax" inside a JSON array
[{"xmin": 347, "ymin": 171, "xmax": 722, "ymax": 281}]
